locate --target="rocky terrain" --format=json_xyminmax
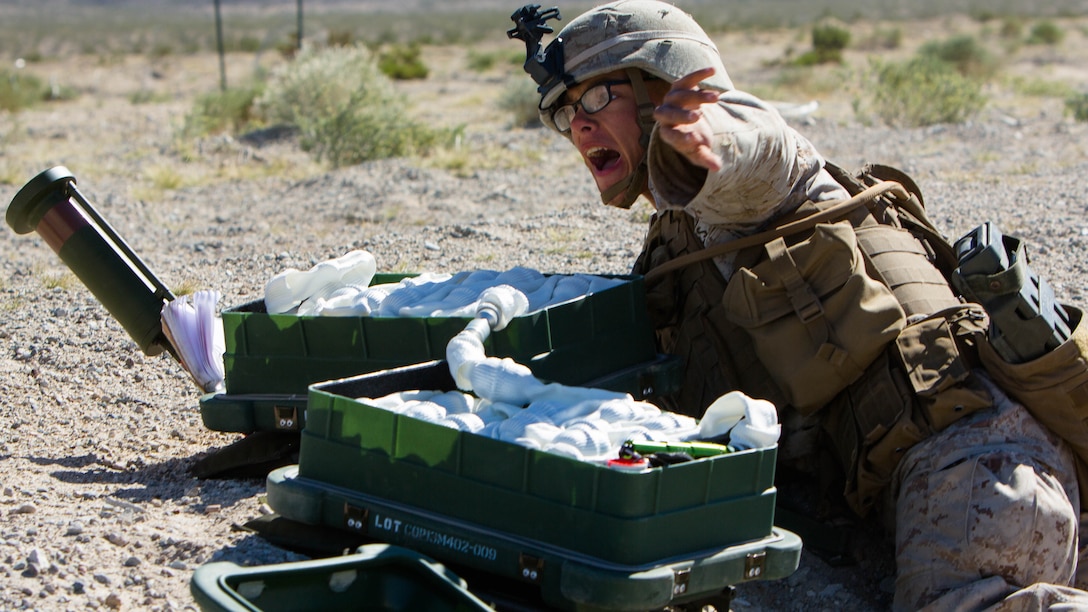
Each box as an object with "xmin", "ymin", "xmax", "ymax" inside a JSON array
[{"xmin": 2, "ymin": 14, "xmax": 1088, "ymax": 611}]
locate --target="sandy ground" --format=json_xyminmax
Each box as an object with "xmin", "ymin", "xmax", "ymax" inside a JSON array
[{"xmin": 2, "ymin": 14, "xmax": 1088, "ymax": 611}]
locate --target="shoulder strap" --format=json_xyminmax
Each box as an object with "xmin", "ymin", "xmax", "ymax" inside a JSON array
[
  {"xmin": 824, "ymin": 161, "xmax": 925, "ymax": 208},
  {"xmin": 643, "ymin": 180, "xmax": 910, "ymax": 285}
]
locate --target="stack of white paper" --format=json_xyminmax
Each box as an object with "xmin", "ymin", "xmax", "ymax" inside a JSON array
[{"xmin": 160, "ymin": 290, "xmax": 225, "ymax": 393}]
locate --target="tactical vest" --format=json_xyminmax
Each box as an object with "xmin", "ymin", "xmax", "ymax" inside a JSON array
[{"xmin": 633, "ymin": 163, "xmax": 994, "ymax": 516}]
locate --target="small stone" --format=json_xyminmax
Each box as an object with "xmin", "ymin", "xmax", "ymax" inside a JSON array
[
  {"xmin": 203, "ymin": 504, "xmax": 221, "ymax": 515},
  {"xmin": 27, "ymin": 548, "xmax": 48, "ymax": 566},
  {"xmin": 65, "ymin": 522, "xmax": 84, "ymax": 536},
  {"xmin": 93, "ymin": 572, "xmax": 110, "ymax": 585},
  {"xmin": 168, "ymin": 561, "xmax": 187, "ymax": 570},
  {"xmin": 105, "ymin": 533, "xmax": 127, "ymax": 546},
  {"xmin": 104, "ymin": 592, "xmax": 122, "ymax": 609},
  {"xmin": 123, "ymin": 556, "xmax": 140, "ymax": 567},
  {"xmin": 13, "ymin": 503, "xmax": 36, "ymax": 514}
]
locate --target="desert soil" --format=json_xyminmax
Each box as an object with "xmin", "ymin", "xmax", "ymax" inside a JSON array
[{"xmin": 2, "ymin": 14, "xmax": 1088, "ymax": 612}]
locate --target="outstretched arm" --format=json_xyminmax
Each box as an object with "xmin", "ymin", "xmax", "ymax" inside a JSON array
[{"xmin": 648, "ymin": 69, "xmax": 817, "ymax": 227}]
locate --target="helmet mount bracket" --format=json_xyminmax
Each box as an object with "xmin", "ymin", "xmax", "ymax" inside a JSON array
[{"xmin": 508, "ymin": 5, "xmax": 568, "ymax": 94}]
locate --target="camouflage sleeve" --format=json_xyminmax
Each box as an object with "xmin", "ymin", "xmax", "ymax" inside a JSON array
[{"xmin": 646, "ymin": 90, "xmax": 818, "ymax": 230}]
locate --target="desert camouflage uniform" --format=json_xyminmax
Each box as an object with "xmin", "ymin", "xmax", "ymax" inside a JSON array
[
  {"xmin": 892, "ymin": 374, "xmax": 1083, "ymax": 610},
  {"xmin": 643, "ymin": 90, "xmax": 1088, "ymax": 611}
]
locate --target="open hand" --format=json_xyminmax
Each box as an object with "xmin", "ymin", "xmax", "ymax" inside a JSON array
[{"xmin": 653, "ymin": 67, "xmax": 724, "ymax": 172}]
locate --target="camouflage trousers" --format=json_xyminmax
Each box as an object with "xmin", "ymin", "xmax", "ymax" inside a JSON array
[{"xmin": 890, "ymin": 372, "xmax": 1088, "ymax": 611}]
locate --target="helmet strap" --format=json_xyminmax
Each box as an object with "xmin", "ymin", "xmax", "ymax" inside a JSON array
[
  {"xmin": 600, "ymin": 68, "xmax": 656, "ymax": 209},
  {"xmin": 600, "ymin": 162, "xmax": 647, "ymax": 209}
]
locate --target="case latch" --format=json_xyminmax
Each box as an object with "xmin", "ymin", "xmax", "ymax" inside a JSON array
[
  {"xmin": 343, "ymin": 503, "xmax": 368, "ymax": 533},
  {"xmin": 518, "ymin": 554, "xmax": 544, "ymax": 583},
  {"xmin": 744, "ymin": 550, "xmax": 767, "ymax": 579},
  {"xmin": 274, "ymin": 405, "xmax": 300, "ymax": 430},
  {"xmin": 672, "ymin": 567, "xmax": 691, "ymax": 595}
]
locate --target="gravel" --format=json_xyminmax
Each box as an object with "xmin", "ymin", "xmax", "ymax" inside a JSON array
[{"xmin": 2, "ymin": 37, "xmax": 1088, "ymax": 611}]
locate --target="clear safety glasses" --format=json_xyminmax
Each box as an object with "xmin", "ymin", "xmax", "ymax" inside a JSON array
[{"xmin": 551, "ymin": 80, "xmax": 630, "ymax": 132}]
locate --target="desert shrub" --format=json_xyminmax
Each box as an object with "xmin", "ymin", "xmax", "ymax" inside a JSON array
[
  {"xmin": 256, "ymin": 45, "xmax": 453, "ymax": 167},
  {"xmin": 1066, "ymin": 92, "xmax": 1088, "ymax": 122},
  {"xmin": 149, "ymin": 42, "xmax": 173, "ymax": 59},
  {"xmin": 183, "ymin": 84, "xmax": 264, "ymax": 136},
  {"xmin": 467, "ymin": 49, "xmax": 521, "ymax": 73},
  {"xmin": 467, "ymin": 50, "xmax": 497, "ymax": 72},
  {"xmin": 1026, "ymin": 20, "xmax": 1064, "ymax": 45},
  {"xmin": 918, "ymin": 34, "xmax": 996, "ymax": 79},
  {"xmin": 868, "ymin": 56, "xmax": 987, "ymax": 127},
  {"xmin": 327, "ymin": 29, "xmax": 355, "ymax": 48},
  {"xmin": 129, "ymin": 89, "xmax": 160, "ymax": 105},
  {"xmin": 236, "ymin": 35, "xmax": 262, "ymax": 53},
  {"xmin": 43, "ymin": 81, "xmax": 77, "ymax": 102},
  {"xmin": 813, "ymin": 23, "xmax": 850, "ymax": 53},
  {"xmin": 999, "ymin": 17, "xmax": 1024, "ymax": 40},
  {"xmin": 1008, "ymin": 76, "xmax": 1074, "ymax": 98},
  {"xmin": 794, "ymin": 22, "xmax": 851, "ymax": 65},
  {"xmin": 0, "ymin": 69, "xmax": 47, "ymax": 112},
  {"xmin": 378, "ymin": 43, "xmax": 428, "ymax": 80},
  {"xmin": 499, "ymin": 77, "xmax": 541, "ymax": 128},
  {"xmin": 277, "ymin": 33, "xmax": 301, "ymax": 59},
  {"xmin": 857, "ymin": 26, "xmax": 902, "ymax": 51}
]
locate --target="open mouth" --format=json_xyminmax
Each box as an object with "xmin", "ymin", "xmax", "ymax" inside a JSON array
[{"xmin": 586, "ymin": 147, "xmax": 621, "ymax": 172}]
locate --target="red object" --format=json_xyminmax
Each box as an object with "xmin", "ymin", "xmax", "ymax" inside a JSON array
[{"xmin": 607, "ymin": 457, "xmax": 649, "ymax": 472}]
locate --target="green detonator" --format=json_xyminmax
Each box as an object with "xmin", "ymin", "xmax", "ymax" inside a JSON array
[{"xmin": 6, "ymin": 166, "xmax": 176, "ymax": 357}]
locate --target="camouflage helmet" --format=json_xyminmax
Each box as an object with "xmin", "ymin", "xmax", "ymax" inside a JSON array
[{"xmin": 523, "ymin": 0, "xmax": 734, "ymax": 132}]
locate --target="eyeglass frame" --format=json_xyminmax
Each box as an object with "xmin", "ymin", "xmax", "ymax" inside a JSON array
[{"xmin": 550, "ymin": 79, "xmax": 631, "ymax": 133}]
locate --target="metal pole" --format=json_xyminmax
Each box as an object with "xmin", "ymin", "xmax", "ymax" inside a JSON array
[
  {"xmin": 297, "ymin": 0, "xmax": 303, "ymax": 51},
  {"xmin": 214, "ymin": 0, "xmax": 227, "ymax": 91}
]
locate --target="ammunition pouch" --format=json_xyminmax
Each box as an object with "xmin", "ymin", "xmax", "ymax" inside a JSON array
[
  {"xmin": 723, "ymin": 222, "xmax": 906, "ymax": 415},
  {"xmin": 828, "ymin": 303, "xmax": 992, "ymax": 516},
  {"xmin": 895, "ymin": 304, "xmax": 992, "ymax": 431}
]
